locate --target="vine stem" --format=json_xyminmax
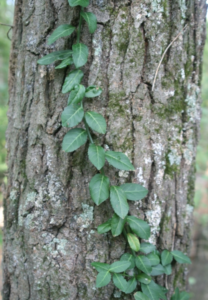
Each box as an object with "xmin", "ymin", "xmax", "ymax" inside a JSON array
[{"xmin": 77, "ymin": 7, "xmax": 84, "ymax": 43}]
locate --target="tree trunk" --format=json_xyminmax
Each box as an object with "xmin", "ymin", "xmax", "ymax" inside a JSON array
[{"xmin": 3, "ymin": 0, "xmax": 206, "ymax": 299}]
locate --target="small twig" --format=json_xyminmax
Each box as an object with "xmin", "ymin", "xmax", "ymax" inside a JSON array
[
  {"xmin": 0, "ymin": 22, "xmax": 14, "ymax": 41},
  {"xmin": 152, "ymin": 25, "xmax": 188, "ymax": 91},
  {"xmin": 0, "ymin": 22, "xmax": 13, "ymax": 28}
]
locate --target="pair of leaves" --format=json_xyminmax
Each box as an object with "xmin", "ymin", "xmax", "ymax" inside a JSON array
[
  {"xmin": 68, "ymin": 85, "xmax": 103, "ymax": 105},
  {"xmin": 37, "ymin": 50, "xmax": 72, "ymax": 65},
  {"xmin": 88, "ymin": 147, "xmax": 135, "ymax": 172}
]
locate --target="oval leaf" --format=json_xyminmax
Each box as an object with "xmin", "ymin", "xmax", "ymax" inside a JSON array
[
  {"xmin": 85, "ymin": 85, "xmax": 102, "ymax": 98},
  {"xmin": 171, "ymin": 250, "xmax": 191, "ymax": 264},
  {"xmin": 137, "ymin": 273, "xmax": 152, "ymax": 285},
  {"xmin": 180, "ymin": 291, "xmax": 191, "ymax": 300},
  {"xmin": 97, "ymin": 219, "xmax": 111, "ymax": 234},
  {"xmin": 161, "ymin": 250, "xmax": 173, "ymax": 266},
  {"xmin": 62, "ymin": 128, "xmax": 87, "ymax": 152},
  {"xmin": 88, "ymin": 144, "xmax": 105, "ymax": 170},
  {"xmin": 68, "ymin": 0, "xmax": 89, "ymax": 7},
  {"xmin": 68, "ymin": 84, "xmax": 86, "ymax": 105},
  {"xmin": 109, "ymin": 261, "xmax": 131, "ymax": 273},
  {"xmin": 37, "ymin": 50, "xmax": 72, "ymax": 65},
  {"xmin": 120, "ymin": 183, "xmax": 148, "ymax": 200},
  {"xmin": 113, "ymin": 273, "xmax": 127, "ymax": 292},
  {"xmin": 96, "ymin": 271, "xmax": 111, "ymax": 288},
  {"xmin": 48, "ymin": 24, "xmax": 75, "ymax": 45},
  {"xmin": 61, "ymin": 104, "xmax": 84, "ymax": 127},
  {"xmin": 125, "ymin": 277, "xmax": 137, "ymax": 294},
  {"xmin": 111, "ymin": 213, "xmax": 126, "ymax": 237},
  {"xmin": 105, "ymin": 151, "xmax": 135, "ymax": 171},
  {"xmin": 150, "ymin": 264, "xmax": 166, "ymax": 276},
  {"xmin": 127, "ymin": 233, "xmax": 140, "ymax": 252},
  {"xmin": 120, "ymin": 253, "xmax": 135, "ymax": 270},
  {"xmin": 146, "ymin": 253, "xmax": 160, "ymax": 266},
  {"xmin": 164, "ymin": 264, "xmax": 172, "ymax": 275},
  {"xmin": 72, "ymin": 43, "xmax": 89, "ymax": 68},
  {"xmin": 85, "ymin": 111, "xmax": 106, "ymax": 134},
  {"xmin": 127, "ymin": 216, "xmax": 150, "ymax": 239},
  {"xmin": 134, "ymin": 292, "xmax": 151, "ymax": 300},
  {"xmin": 81, "ymin": 11, "xmax": 97, "ymax": 33},
  {"xmin": 110, "ymin": 186, "xmax": 129, "ymax": 219},
  {"xmin": 140, "ymin": 243, "xmax": 156, "ymax": 254},
  {"xmin": 171, "ymin": 288, "xmax": 180, "ymax": 300},
  {"xmin": 91, "ymin": 262, "xmax": 110, "ymax": 272},
  {"xmin": 55, "ymin": 57, "xmax": 73, "ymax": 69},
  {"xmin": 141, "ymin": 281, "xmax": 167, "ymax": 300},
  {"xmin": 135, "ymin": 256, "xmax": 152, "ymax": 275},
  {"xmin": 62, "ymin": 69, "xmax": 84, "ymax": 93},
  {"xmin": 89, "ymin": 174, "xmax": 109, "ymax": 205}
]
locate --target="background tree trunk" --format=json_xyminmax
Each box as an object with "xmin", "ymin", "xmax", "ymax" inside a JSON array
[{"xmin": 3, "ymin": 0, "xmax": 207, "ymax": 299}]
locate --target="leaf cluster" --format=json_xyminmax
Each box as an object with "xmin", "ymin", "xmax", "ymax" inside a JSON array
[{"xmin": 36, "ymin": 1, "xmax": 192, "ymax": 299}]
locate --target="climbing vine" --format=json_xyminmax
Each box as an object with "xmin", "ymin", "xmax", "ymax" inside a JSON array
[{"xmin": 37, "ymin": 1, "xmax": 191, "ymax": 299}]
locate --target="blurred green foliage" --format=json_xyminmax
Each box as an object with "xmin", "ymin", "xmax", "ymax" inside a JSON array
[
  {"xmin": 0, "ymin": 0, "xmax": 13, "ymax": 179},
  {"xmin": 196, "ymin": 22, "xmax": 208, "ymax": 173}
]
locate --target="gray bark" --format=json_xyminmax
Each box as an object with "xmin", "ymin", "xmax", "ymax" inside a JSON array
[{"xmin": 3, "ymin": 0, "xmax": 207, "ymax": 299}]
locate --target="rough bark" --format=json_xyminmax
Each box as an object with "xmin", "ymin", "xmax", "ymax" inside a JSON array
[{"xmin": 3, "ymin": 0, "xmax": 207, "ymax": 299}]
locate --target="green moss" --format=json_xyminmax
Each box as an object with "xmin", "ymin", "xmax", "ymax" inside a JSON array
[
  {"xmin": 108, "ymin": 91, "xmax": 127, "ymax": 117},
  {"xmin": 187, "ymin": 163, "xmax": 196, "ymax": 205},
  {"xmin": 173, "ymin": 266, "xmax": 185, "ymax": 287}
]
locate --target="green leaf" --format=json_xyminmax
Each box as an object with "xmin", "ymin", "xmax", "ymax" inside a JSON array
[
  {"xmin": 85, "ymin": 85, "xmax": 102, "ymax": 98},
  {"xmin": 137, "ymin": 273, "xmax": 152, "ymax": 285},
  {"xmin": 180, "ymin": 291, "xmax": 191, "ymax": 300},
  {"xmin": 72, "ymin": 43, "xmax": 89, "ymax": 68},
  {"xmin": 171, "ymin": 250, "xmax": 191, "ymax": 264},
  {"xmin": 91, "ymin": 262, "xmax": 110, "ymax": 272},
  {"xmin": 146, "ymin": 253, "xmax": 160, "ymax": 266},
  {"xmin": 55, "ymin": 57, "xmax": 73, "ymax": 69},
  {"xmin": 68, "ymin": 84, "xmax": 86, "ymax": 105},
  {"xmin": 105, "ymin": 151, "xmax": 135, "ymax": 171},
  {"xmin": 126, "ymin": 216, "xmax": 150, "ymax": 239},
  {"xmin": 141, "ymin": 281, "xmax": 167, "ymax": 300},
  {"xmin": 97, "ymin": 219, "xmax": 111, "ymax": 234},
  {"xmin": 85, "ymin": 111, "xmax": 106, "ymax": 134},
  {"xmin": 113, "ymin": 273, "xmax": 127, "ymax": 292},
  {"xmin": 88, "ymin": 144, "xmax": 105, "ymax": 170},
  {"xmin": 68, "ymin": 0, "xmax": 89, "ymax": 7},
  {"xmin": 125, "ymin": 277, "xmax": 137, "ymax": 294},
  {"xmin": 140, "ymin": 243, "xmax": 156, "ymax": 254},
  {"xmin": 134, "ymin": 292, "xmax": 150, "ymax": 300},
  {"xmin": 96, "ymin": 271, "xmax": 111, "ymax": 288},
  {"xmin": 150, "ymin": 264, "xmax": 166, "ymax": 276},
  {"xmin": 127, "ymin": 233, "xmax": 140, "ymax": 252},
  {"xmin": 120, "ymin": 253, "xmax": 135, "ymax": 270},
  {"xmin": 111, "ymin": 213, "xmax": 126, "ymax": 237},
  {"xmin": 135, "ymin": 256, "xmax": 152, "ymax": 275},
  {"xmin": 89, "ymin": 174, "xmax": 110, "ymax": 205},
  {"xmin": 62, "ymin": 128, "xmax": 87, "ymax": 152},
  {"xmin": 48, "ymin": 24, "xmax": 75, "ymax": 45},
  {"xmin": 120, "ymin": 183, "xmax": 148, "ymax": 200},
  {"xmin": 109, "ymin": 261, "xmax": 131, "ymax": 273},
  {"xmin": 61, "ymin": 104, "xmax": 84, "ymax": 127},
  {"xmin": 164, "ymin": 264, "xmax": 172, "ymax": 275},
  {"xmin": 110, "ymin": 186, "xmax": 129, "ymax": 219},
  {"xmin": 37, "ymin": 50, "xmax": 72, "ymax": 65},
  {"xmin": 81, "ymin": 12, "xmax": 97, "ymax": 33},
  {"xmin": 161, "ymin": 250, "xmax": 173, "ymax": 266},
  {"xmin": 62, "ymin": 69, "xmax": 84, "ymax": 93},
  {"xmin": 171, "ymin": 288, "xmax": 180, "ymax": 300}
]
